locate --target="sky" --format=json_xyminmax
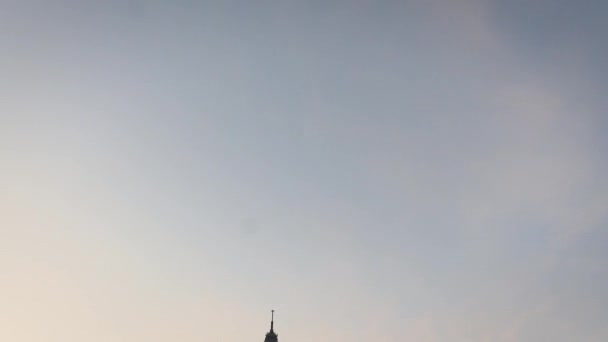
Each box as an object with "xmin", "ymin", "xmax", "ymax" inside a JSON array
[{"xmin": 1, "ymin": 0, "xmax": 607, "ymax": 341}]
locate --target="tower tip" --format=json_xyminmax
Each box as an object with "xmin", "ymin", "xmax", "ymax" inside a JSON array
[{"xmin": 270, "ymin": 310, "xmax": 275, "ymax": 332}]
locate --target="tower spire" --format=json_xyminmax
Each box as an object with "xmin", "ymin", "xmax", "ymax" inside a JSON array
[
  {"xmin": 264, "ymin": 310, "xmax": 278, "ymax": 342},
  {"xmin": 270, "ymin": 310, "xmax": 274, "ymax": 332}
]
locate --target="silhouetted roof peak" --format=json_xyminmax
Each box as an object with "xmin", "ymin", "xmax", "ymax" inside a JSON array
[{"xmin": 263, "ymin": 310, "xmax": 278, "ymax": 342}]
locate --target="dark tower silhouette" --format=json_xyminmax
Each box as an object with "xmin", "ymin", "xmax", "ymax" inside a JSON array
[{"xmin": 264, "ymin": 310, "xmax": 278, "ymax": 342}]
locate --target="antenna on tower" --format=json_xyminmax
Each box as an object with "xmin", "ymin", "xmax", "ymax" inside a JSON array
[{"xmin": 271, "ymin": 310, "xmax": 275, "ymax": 332}]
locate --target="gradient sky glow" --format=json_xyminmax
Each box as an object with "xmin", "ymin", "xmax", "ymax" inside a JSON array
[{"xmin": 2, "ymin": 1, "xmax": 608, "ymax": 341}]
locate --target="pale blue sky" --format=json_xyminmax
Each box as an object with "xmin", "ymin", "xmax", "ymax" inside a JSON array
[{"xmin": 1, "ymin": 1, "xmax": 607, "ymax": 341}]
